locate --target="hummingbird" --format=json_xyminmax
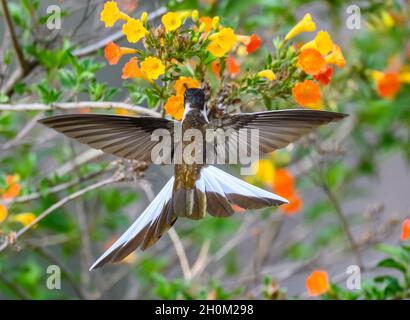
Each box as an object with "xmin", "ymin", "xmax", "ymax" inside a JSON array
[{"xmin": 39, "ymin": 88, "xmax": 346, "ymax": 270}]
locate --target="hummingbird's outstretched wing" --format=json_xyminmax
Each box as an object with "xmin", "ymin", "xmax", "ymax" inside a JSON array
[
  {"xmin": 208, "ymin": 109, "xmax": 347, "ymax": 156},
  {"xmin": 39, "ymin": 114, "xmax": 177, "ymax": 163}
]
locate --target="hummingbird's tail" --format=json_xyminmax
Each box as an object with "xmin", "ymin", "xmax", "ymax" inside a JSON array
[
  {"xmin": 89, "ymin": 176, "xmax": 176, "ymax": 270},
  {"xmin": 90, "ymin": 166, "xmax": 288, "ymax": 270},
  {"xmin": 194, "ymin": 166, "xmax": 288, "ymax": 217}
]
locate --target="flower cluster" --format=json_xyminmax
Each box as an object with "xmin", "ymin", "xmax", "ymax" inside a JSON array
[
  {"xmin": 287, "ymin": 14, "xmax": 345, "ymax": 108},
  {"xmin": 98, "ymin": 2, "xmax": 265, "ymax": 120},
  {"xmin": 0, "ymin": 174, "xmax": 36, "ymax": 228},
  {"xmin": 100, "ymin": 2, "xmax": 344, "ymax": 121}
]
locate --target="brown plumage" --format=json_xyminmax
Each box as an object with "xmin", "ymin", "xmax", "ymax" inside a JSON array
[{"xmin": 38, "ymin": 88, "xmax": 347, "ymax": 270}]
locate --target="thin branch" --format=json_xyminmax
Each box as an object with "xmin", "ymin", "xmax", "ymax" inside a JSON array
[
  {"xmin": 0, "ymin": 273, "xmax": 30, "ymax": 299},
  {"xmin": 49, "ymin": 149, "xmax": 106, "ymax": 178},
  {"xmin": 322, "ymin": 184, "xmax": 364, "ymax": 268},
  {"xmin": 0, "ymin": 0, "xmax": 27, "ymax": 72},
  {"xmin": 1, "ymin": 167, "xmax": 114, "ymax": 205},
  {"xmin": 0, "ymin": 173, "xmax": 125, "ymax": 252},
  {"xmin": 1, "ymin": 112, "xmax": 44, "ymax": 150},
  {"xmin": 308, "ymin": 147, "xmax": 364, "ymax": 269},
  {"xmin": 191, "ymin": 240, "xmax": 210, "ymax": 278},
  {"xmin": 0, "ymin": 101, "xmax": 161, "ymax": 117},
  {"xmin": 168, "ymin": 228, "xmax": 192, "ymax": 280}
]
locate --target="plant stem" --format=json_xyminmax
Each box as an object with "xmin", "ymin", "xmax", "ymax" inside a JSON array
[{"xmin": 0, "ymin": 0, "xmax": 27, "ymax": 72}]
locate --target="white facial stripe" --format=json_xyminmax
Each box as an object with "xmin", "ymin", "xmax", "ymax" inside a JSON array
[{"xmin": 182, "ymin": 102, "xmax": 191, "ymax": 122}]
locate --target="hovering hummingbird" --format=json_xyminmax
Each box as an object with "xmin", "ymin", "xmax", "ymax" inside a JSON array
[{"xmin": 39, "ymin": 88, "xmax": 346, "ymax": 270}]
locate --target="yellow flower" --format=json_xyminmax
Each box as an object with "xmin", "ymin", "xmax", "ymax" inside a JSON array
[
  {"xmin": 325, "ymin": 44, "xmax": 345, "ymax": 68},
  {"xmin": 257, "ymin": 70, "xmax": 276, "ymax": 81},
  {"xmin": 207, "ymin": 27, "xmax": 237, "ymax": 57},
  {"xmin": 191, "ymin": 10, "xmax": 199, "ymax": 22},
  {"xmin": 285, "ymin": 13, "xmax": 316, "ymax": 41},
  {"xmin": 164, "ymin": 95, "xmax": 184, "ymax": 121},
  {"xmin": 207, "ymin": 41, "xmax": 227, "ymax": 57},
  {"xmin": 100, "ymin": 1, "xmax": 129, "ymax": 28},
  {"xmin": 210, "ymin": 28, "xmax": 237, "ymax": 49},
  {"xmin": 399, "ymin": 72, "xmax": 410, "ymax": 83},
  {"xmin": 0, "ymin": 204, "xmax": 8, "ymax": 224},
  {"xmin": 162, "ymin": 12, "xmax": 182, "ymax": 32},
  {"xmin": 178, "ymin": 11, "xmax": 191, "ymax": 21},
  {"xmin": 371, "ymin": 70, "xmax": 384, "ymax": 81},
  {"xmin": 301, "ymin": 30, "xmax": 333, "ymax": 55},
  {"xmin": 251, "ymin": 159, "xmax": 275, "ymax": 185},
  {"xmin": 122, "ymin": 18, "xmax": 147, "ymax": 43},
  {"xmin": 212, "ymin": 16, "xmax": 220, "ymax": 30},
  {"xmin": 140, "ymin": 57, "xmax": 165, "ymax": 80},
  {"xmin": 381, "ymin": 11, "xmax": 395, "ymax": 28},
  {"xmin": 175, "ymin": 77, "xmax": 201, "ymax": 95},
  {"xmin": 10, "ymin": 212, "xmax": 36, "ymax": 227}
]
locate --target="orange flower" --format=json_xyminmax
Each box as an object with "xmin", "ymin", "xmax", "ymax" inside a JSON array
[
  {"xmin": 0, "ymin": 204, "xmax": 8, "ymax": 224},
  {"xmin": 118, "ymin": 0, "xmax": 139, "ymax": 13},
  {"xmin": 292, "ymin": 80, "xmax": 321, "ymax": 107},
  {"xmin": 325, "ymin": 44, "xmax": 345, "ymax": 68},
  {"xmin": 115, "ymin": 108, "xmax": 134, "ymax": 116},
  {"xmin": 164, "ymin": 95, "xmax": 184, "ymax": 121},
  {"xmin": 273, "ymin": 169, "xmax": 303, "ymax": 215},
  {"xmin": 199, "ymin": 16, "xmax": 212, "ymax": 33},
  {"xmin": 313, "ymin": 65, "xmax": 333, "ymax": 85},
  {"xmin": 174, "ymin": 77, "xmax": 201, "ymax": 96},
  {"xmin": 226, "ymin": 56, "xmax": 240, "ymax": 76},
  {"xmin": 273, "ymin": 169, "xmax": 295, "ymax": 198},
  {"xmin": 122, "ymin": 57, "xmax": 143, "ymax": 79},
  {"xmin": 246, "ymin": 34, "xmax": 262, "ymax": 54},
  {"xmin": 281, "ymin": 192, "xmax": 303, "ymax": 215},
  {"xmin": 211, "ymin": 60, "xmax": 221, "ymax": 80},
  {"xmin": 376, "ymin": 72, "xmax": 401, "ymax": 99},
  {"xmin": 77, "ymin": 107, "xmax": 91, "ymax": 113},
  {"xmin": 232, "ymin": 204, "xmax": 245, "ymax": 213},
  {"xmin": 401, "ymin": 219, "xmax": 410, "ymax": 241},
  {"xmin": 104, "ymin": 42, "xmax": 137, "ymax": 65},
  {"xmin": 2, "ymin": 175, "xmax": 21, "ymax": 201},
  {"xmin": 297, "ymin": 48, "xmax": 325, "ymax": 75},
  {"xmin": 306, "ymin": 270, "xmax": 330, "ymax": 297}
]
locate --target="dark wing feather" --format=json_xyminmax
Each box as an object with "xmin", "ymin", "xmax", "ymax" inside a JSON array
[
  {"xmin": 39, "ymin": 114, "xmax": 176, "ymax": 163},
  {"xmin": 208, "ymin": 109, "xmax": 347, "ymax": 157}
]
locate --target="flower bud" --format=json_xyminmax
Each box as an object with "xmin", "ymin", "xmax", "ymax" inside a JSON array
[
  {"xmin": 191, "ymin": 10, "xmax": 199, "ymax": 22},
  {"xmin": 212, "ymin": 16, "xmax": 220, "ymax": 30},
  {"xmin": 141, "ymin": 11, "xmax": 148, "ymax": 23},
  {"xmin": 199, "ymin": 22, "xmax": 206, "ymax": 33}
]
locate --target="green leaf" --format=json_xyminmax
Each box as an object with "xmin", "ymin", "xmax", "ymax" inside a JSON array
[
  {"xmin": 377, "ymin": 258, "xmax": 407, "ymax": 274},
  {"xmin": 376, "ymin": 244, "xmax": 410, "ymax": 264}
]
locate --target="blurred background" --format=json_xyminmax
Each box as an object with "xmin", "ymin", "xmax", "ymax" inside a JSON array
[{"xmin": 0, "ymin": 0, "xmax": 410, "ymax": 299}]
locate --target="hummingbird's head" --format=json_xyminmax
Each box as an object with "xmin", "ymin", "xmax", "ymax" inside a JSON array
[{"xmin": 184, "ymin": 88, "xmax": 205, "ymax": 111}]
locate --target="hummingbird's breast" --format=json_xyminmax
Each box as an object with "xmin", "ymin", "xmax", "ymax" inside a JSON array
[{"xmin": 174, "ymin": 109, "xmax": 208, "ymax": 190}]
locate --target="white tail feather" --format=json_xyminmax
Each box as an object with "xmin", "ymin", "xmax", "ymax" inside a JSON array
[
  {"xmin": 89, "ymin": 177, "xmax": 175, "ymax": 271},
  {"xmin": 198, "ymin": 166, "xmax": 289, "ymax": 204}
]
